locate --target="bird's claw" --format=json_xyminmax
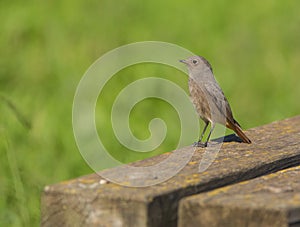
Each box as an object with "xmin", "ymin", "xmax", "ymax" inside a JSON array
[{"xmin": 193, "ymin": 141, "xmax": 207, "ymax": 148}]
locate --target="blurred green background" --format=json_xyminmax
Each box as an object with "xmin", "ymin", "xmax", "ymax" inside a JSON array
[{"xmin": 1, "ymin": 0, "xmax": 300, "ymax": 225}]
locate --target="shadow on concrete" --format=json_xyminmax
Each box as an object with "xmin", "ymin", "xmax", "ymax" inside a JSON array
[{"xmin": 212, "ymin": 134, "xmax": 243, "ymax": 143}]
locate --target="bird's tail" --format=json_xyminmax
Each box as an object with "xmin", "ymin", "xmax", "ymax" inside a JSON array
[{"xmin": 227, "ymin": 121, "xmax": 251, "ymax": 144}]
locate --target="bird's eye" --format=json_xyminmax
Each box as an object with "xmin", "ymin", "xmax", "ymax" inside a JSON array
[{"xmin": 192, "ymin": 59, "xmax": 198, "ymax": 64}]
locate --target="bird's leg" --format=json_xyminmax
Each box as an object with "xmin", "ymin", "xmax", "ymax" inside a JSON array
[
  {"xmin": 193, "ymin": 121, "xmax": 209, "ymax": 147},
  {"xmin": 204, "ymin": 123, "xmax": 215, "ymax": 147},
  {"xmin": 199, "ymin": 121, "xmax": 209, "ymax": 142}
]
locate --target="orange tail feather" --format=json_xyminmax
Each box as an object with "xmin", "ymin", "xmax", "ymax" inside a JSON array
[{"xmin": 227, "ymin": 122, "xmax": 251, "ymax": 144}]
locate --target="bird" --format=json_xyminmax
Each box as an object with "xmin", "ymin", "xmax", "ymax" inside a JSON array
[{"xmin": 180, "ymin": 56, "xmax": 251, "ymax": 147}]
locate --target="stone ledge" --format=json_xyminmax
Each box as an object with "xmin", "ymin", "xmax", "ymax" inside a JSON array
[
  {"xmin": 179, "ymin": 166, "xmax": 300, "ymax": 227},
  {"xmin": 41, "ymin": 116, "xmax": 300, "ymax": 227}
]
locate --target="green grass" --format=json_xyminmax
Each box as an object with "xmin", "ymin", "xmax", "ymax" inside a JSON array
[{"xmin": 1, "ymin": 0, "xmax": 300, "ymax": 225}]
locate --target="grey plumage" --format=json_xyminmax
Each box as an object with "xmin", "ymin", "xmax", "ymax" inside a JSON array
[{"xmin": 180, "ymin": 56, "xmax": 251, "ymax": 147}]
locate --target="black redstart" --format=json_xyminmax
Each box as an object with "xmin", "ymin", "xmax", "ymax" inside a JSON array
[{"xmin": 180, "ymin": 56, "xmax": 251, "ymax": 147}]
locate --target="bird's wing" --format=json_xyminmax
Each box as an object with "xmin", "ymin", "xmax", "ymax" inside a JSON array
[{"xmin": 202, "ymin": 81, "xmax": 235, "ymax": 124}]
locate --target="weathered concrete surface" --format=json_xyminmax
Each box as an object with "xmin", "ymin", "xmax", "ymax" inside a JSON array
[
  {"xmin": 41, "ymin": 116, "xmax": 300, "ymax": 227},
  {"xmin": 179, "ymin": 166, "xmax": 300, "ymax": 227}
]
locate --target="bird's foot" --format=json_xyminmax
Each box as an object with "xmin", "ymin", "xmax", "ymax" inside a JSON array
[{"xmin": 193, "ymin": 141, "xmax": 207, "ymax": 148}]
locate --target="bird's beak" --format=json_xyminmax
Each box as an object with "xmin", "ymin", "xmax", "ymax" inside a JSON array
[{"xmin": 179, "ymin": 59, "xmax": 187, "ymax": 64}]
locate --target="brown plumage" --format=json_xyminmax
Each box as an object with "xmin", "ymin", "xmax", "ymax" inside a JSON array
[{"xmin": 180, "ymin": 56, "xmax": 251, "ymax": 147}]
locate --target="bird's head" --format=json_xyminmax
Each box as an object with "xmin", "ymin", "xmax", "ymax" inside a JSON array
[{"xmin": 180, "ymin": 56, "xmax": 213, "ymax": 73}]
